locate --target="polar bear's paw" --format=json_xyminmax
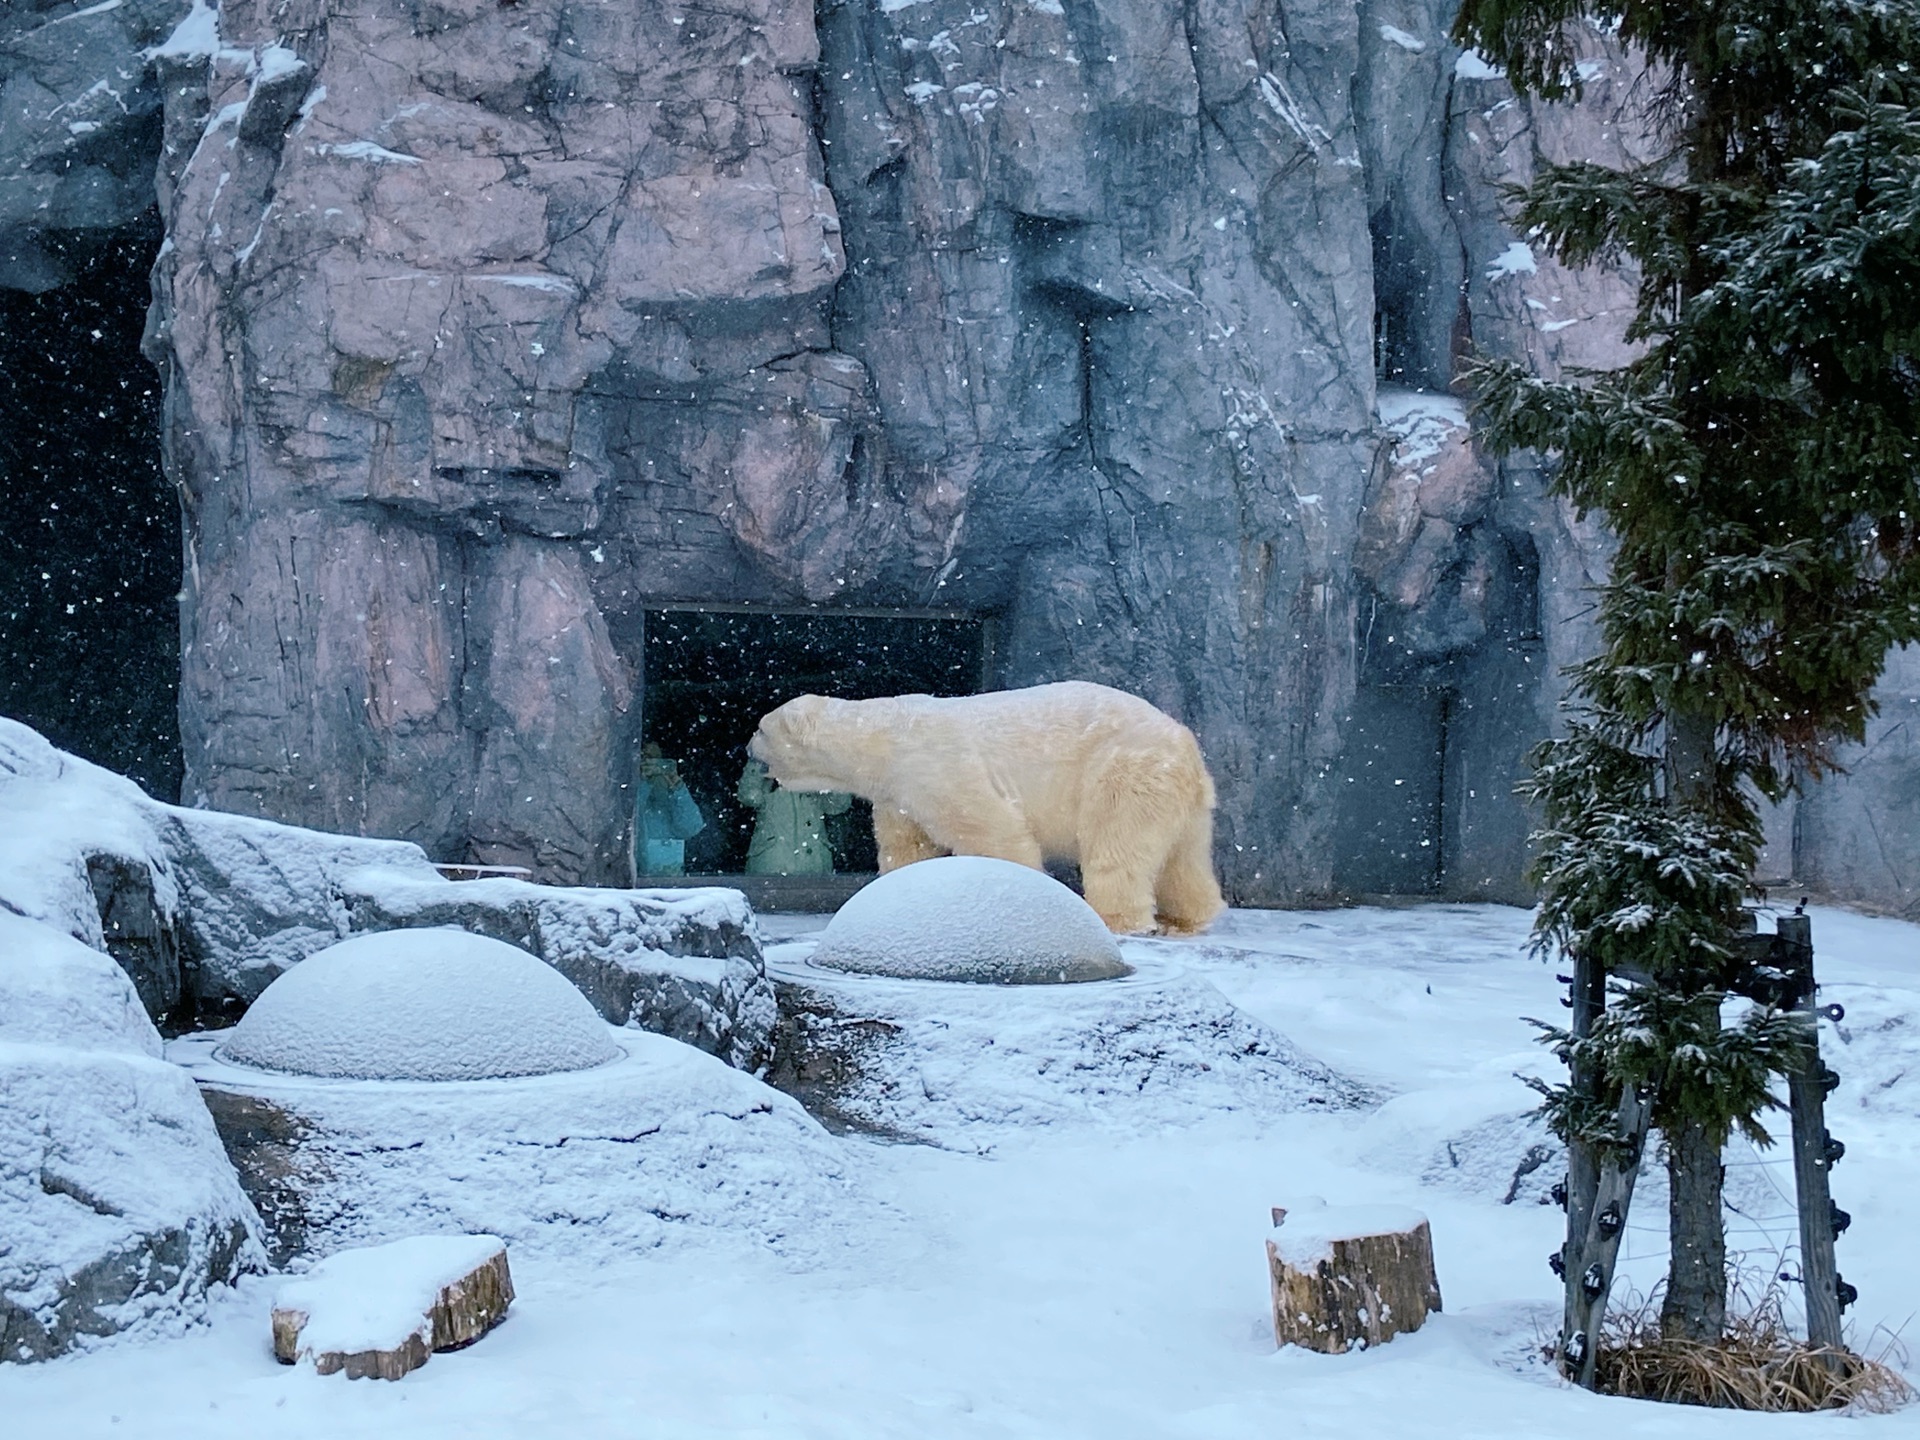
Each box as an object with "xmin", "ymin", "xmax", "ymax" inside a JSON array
[{"xmin": 1154, "ymin": 916, "xmax": 1211, "ymax": 939}]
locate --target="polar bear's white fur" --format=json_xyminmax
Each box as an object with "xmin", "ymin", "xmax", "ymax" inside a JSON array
[{"xmin": 747, "ymin": 681, "xmax": 1225, "ymax": 935}]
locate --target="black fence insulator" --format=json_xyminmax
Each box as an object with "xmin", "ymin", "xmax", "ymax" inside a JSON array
[
  {"xmin": 1550, "ymin": 1180, "xmax": 1568, "ymax": 1210},
  {"xmin": 1564, "ymin": 1330, "xmax": 1588, "ymax": 1367},
  {"xmin": 1822, "ymin": 1003, "xmax": 1846, "ymax": 1023},
  {"xmin": 1556, "ymin": 974, "xmax": 1573, "ymax": 985},
  {"xmin": 1596, "ymin": 1201, "xmax": 1622, "ymax": 1239},
  {"xmin": 1819, "ymin": 1065, "xmax": 1841, "ymax": 1097},
  {"xmin": 1620, "ymin": 1132, "xmax": 1643, "ymax": 1170},
  {"xmin": 1581, "ymin": 1263, "xmax": 1606, "ymax": 1300},
  {"xmin": 1560, "ymin": 995, "xmax": 1573, "ymax": 1008},
  {"xmin": 1823, "ymin": 1130, "xmax": 1846, "ymax": 1168},
  {"xmin": 1830, "ymin": 1202, "xmax": 1852, "ymax": 1236},
  {"xmin": 1548, "ymin": 1248, "xmax": 1566, "ymax": 1278},
  {"xmin": 1837, "ymin": 1277, "xmax": 1858, "ymax": 1312}
]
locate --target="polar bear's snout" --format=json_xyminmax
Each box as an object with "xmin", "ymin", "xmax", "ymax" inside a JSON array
[
  {"xmin": 746, "ymin": 697, "xmax": 842, "ymax": 792},
  {"xmin": 746, "ymin": 724, "xmax": 795, "ymax": 782}
]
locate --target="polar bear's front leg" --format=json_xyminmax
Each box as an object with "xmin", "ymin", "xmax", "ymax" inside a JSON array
[
  {"xmin": 1081, "ymin": 869, "xmax": 1160, "ymax": 935},
  {"xmin": 873, "ymin": 806, "xmax": 947, "ymax": 872}
]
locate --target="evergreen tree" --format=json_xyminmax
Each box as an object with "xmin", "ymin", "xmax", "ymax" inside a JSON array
[{"xmin": 1450, "ymin": 0, "xmax": 1920, "ymax": 1339}]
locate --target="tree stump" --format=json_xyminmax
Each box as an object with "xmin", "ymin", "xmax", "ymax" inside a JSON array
[
  {"xmin": 1266, "ymin": 1203, "xmax": 1441, "ymax": 1353},
  {"xmin": 272, "ymin": 1234, "xmax": 514, "ymax": 1379}
]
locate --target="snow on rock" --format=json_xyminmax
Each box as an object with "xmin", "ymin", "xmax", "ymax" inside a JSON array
[
  {"xmin": 343, "ymin": 868, "xmax": 775, "ymax": 1071},
  {"xmin": 0, "ymin": 716, "xmax": 434, "ymax": 1018},
  {"xmin": 1375, "ymin": 386, "xmax": 1470, "ymax": 466},
  {"xmin": 810, "ymin": 857, "xmax": 1130, "ymax": 985},
  {"xmin": 158, "ymin": 808, "xmax": 439, "ymax": 1012},
  {"xmin": 273, "ymin": 1234, "xmax": 509, "ymax": 1370},
  {"xmin": 1268, "ymin": 1198, "xmax": 1432, "ymax": 1268},
  {"xmin": 0, "ymin": 912, "xmax": 162, "ymax": 1060},
  {"xmin": 0, "ymin": 719, "xmax": 177, "ymax": 954},
  {"xmin": 1454, "ymin": 48, "xmax": 1505, "ymax": 80},
  {"xmin": 217, "ymin": 931, "xmax": 621, "ymax": 1082},
  {"xmin": 0, "ymin": 920, "xmax": 264, "ymax": 1363},
  {"xmin": 146, "ymin": 0, "xmax": 219, "ymax": 61},
  {"xmin": 1484, "ymin": 240, "xmax": 1538, "ymax": 279},
  {"xmin": 172, "ymin": 1028, "xmax": 871, "ymax": 1266},
  {"xmin": 0, "ymin": 720, "xmax": 774, "ymax": 1070},
  {"xmin": 766, "ymin": 939, "xmax": 1369, "ymax": 1143}
]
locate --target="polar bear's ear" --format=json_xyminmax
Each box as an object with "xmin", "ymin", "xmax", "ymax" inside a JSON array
[{"xmin": 781, "ymin": 693, "xmax": 830, "ymax": 743}]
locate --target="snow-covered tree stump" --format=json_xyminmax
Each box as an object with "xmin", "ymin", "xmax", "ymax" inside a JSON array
[
  {"xmin": 1265, "ymin": 1203, "xmax": 1441, "ymax": 1353},
  {"xmin": 272, "ymin": 1235, "xmax": 514, "ymax": 1379}
]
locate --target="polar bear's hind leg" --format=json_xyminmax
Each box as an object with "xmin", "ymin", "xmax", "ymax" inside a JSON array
[
  {"xmin": 1153, "ymin": 807, "xmax": 1225, "ymax": 935},
  {"xmin": 1078, "ymin": 754, "xmax": 1189, "ymax": 934}
]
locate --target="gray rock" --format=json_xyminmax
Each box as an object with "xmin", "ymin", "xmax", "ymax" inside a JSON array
[
  {"xmin": 1437, "ymin": 30, "xmax": 1920, "ymax": 910},
  {"xmin": 85, "ymin": 850, "xmax": 184, "ymax": 1022},
  {"xmin": 157, "ymin": 806, "xmax": 445, "ymax": 1017},
  {"xmin": 1796, "ymin": 646, "xmax": 1920, "ymax": 918},
  {"xmin": 1357, "ymin": 0, "xmax": 1465, "ymax": 390},
  {"xmin": 0, "ymin": 0, "xmax": 188, "ymax": 288},
  {"xmin": 1400, "ymin": 20, "xmax": 1649, "ymax": 900},
  {"xmin": 163, "ymin": 814, "xmax": 780, "ymax": 1070}
]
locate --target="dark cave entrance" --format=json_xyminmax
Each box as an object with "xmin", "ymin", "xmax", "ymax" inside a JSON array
[
  {"xmin": 636, "ymin": 607, "xmax": 989, "ymax": 885},
  {"xmin": 0, "ymin": 213, "xmax": 180, "ymax": 799}
]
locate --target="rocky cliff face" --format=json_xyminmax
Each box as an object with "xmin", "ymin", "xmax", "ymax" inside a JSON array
[
  {"xmin": 147, "ymin": 0, "xmax": 1386, "ymax": 893},
  {"xmin": 4, "ymin": 0, "xmax": 1915, "ymax": 912}
]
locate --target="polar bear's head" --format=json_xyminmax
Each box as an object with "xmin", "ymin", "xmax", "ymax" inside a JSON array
[{"xmin": 748, "ymin": 694, "xmax": 848, "ymax": 792}]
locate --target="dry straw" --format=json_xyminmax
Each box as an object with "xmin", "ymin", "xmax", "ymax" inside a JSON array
[{"xmin": 1591, "ymin": 1281, "xmax": 1912, "ymax": 1413}]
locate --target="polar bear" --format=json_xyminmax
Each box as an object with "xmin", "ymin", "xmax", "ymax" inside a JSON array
[{"xmin": 747, "ymin": 681, "xmax": 1225, "ymax": 935}]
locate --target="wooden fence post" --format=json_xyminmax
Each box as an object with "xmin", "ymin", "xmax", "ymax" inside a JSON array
[
  {"xmin": 1561, "ymin": 1079, "xmax": 1654, "ymax": 1388},
  {"xmin": 1563, "ymin": 949, "xmax": 1606, "ymax": 1250},
  {"xmin": 1777, "ymin": 913, "xmax": 1846, "ymax": 1358},
  {"xmin": 1559, "ymin": 946, "xmax": 1608, "ymax": 1381}
]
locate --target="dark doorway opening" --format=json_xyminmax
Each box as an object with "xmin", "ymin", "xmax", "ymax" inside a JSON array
[
  {"xmin": 0, "ymin": 213, "xmax": 179, "ymax": 798},
  {"xmin": 1330, "ymin": 684, "xmax": 1451, "ymax": 895},
  {"xmin": 638, "ymin": 608, "xmax": 988, "ymax": 883}
]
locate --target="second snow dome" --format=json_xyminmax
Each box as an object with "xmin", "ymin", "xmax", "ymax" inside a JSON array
[
  {"xmin": 218, "ymin": 929, "xmax": 620, "ymax": 1081},
  {"xmin": 811, "ymin": 856, "xmax": 1131, "ymax": 984}
]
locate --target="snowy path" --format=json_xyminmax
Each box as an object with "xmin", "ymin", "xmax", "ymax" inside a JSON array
[{"xmin": 5, "ymin": 903, "xmax": 1916, "ymax": 1437}]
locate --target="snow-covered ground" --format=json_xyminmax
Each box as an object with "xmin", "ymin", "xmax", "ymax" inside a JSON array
[{"xmin": 5, "ymin": 902, "xmax": 1916, "ymax": 1437}]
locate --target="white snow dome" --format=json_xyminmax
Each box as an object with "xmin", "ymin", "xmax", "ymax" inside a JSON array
[
  {"xmin": 218, "ymin": 930, "xmax": 621, "ymax": 1081},
  {"xmin": 811, "ymin": 856, "xmax": 1132, "ymax": 984}
]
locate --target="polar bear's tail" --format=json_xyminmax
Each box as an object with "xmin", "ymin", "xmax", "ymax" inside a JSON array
[{"xmin": 1154, "ymin": 803, "xmax": 1226, "ymax": 936}]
